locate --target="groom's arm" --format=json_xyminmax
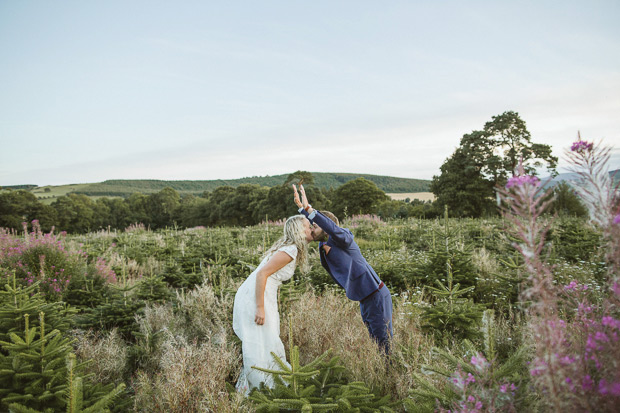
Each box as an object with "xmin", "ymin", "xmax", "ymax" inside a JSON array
[
  {"xmin": 299, "ymin": 208, "xmax": 353, "ymax": 248},
  {"xmin": 293, "ymin": 183, "xmax": 353, "ymax": 247}
]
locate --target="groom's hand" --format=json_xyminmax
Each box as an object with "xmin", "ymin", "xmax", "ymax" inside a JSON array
[
  {"xmin": 299, "ymin": 185, "xmax": 310, "ymax": 209},
  {"xmin": 292, "ymin": 185, "xmax": 303, "ymax": 209}
]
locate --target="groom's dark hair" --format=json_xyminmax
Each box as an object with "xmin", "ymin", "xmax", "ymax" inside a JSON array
[{"xmin": 320, "ymin": 211, "xmax": 339, "ymax": 226}]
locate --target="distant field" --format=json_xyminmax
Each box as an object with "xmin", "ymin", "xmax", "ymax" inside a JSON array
[
  {"xmin": 387, "ymin": 192, "xmax": 435, "ymax": 202},
  {"xmin": 30, "ymin": 184, "xmax": 91, "ymax": 205}
]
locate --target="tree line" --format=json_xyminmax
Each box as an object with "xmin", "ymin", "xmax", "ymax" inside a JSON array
[
  {"xmin": 0, "ymin": 172, "xmax": 439, "ymax": 234},
  {"xmin": 1, "ymin": 111, "xmax": 589, "ymax": 233}
]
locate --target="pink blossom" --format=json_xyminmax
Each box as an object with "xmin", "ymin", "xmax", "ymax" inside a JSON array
[
  {"xmin": 564, "ymin": 280, "xmax": 578, "ymax": 291},
  {"xmin": 571, "ymin": 140, "xmax": 593, "ymax": 153},
  {"xmin": 594, "ymin": 331, "xmax": 610, "ymax": 343},
  {"xmin": 505, "ymin": 174, "xmax": 540, "ymax": 189},
  {"xmin": 560, "ymin": 355, "xmax": 575, "ymax": 365},
  {"xmin": 601, "ymin": 316, "xmax": 620, "ymax": 329}
]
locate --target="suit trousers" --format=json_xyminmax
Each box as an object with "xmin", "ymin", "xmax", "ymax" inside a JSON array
[{"xmin": 359, "ymin": 285, "xmax": 393, "ymax": 354}]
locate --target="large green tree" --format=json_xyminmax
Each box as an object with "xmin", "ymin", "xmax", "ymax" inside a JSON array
[
  {"xmin": 330, "ymin": 177, "xmax": 388, "ymax": 217},
  {"xmin": 255, "ymin": 171, "xmax": 328, "ymax": 222},
  {"xmin": 431, "ymin": 111, "xmax": 557, "ymax": 217},
  {"xmin": 0, "ymin": 190, "xmax": 56, "ymax": 231},
  {"xmin": 52, "ymin": 194, "xmax": 98, "ymax": 233},
  {"xmin": 147, "ymin": 187, "xmax": 181, "ymax": 228}
]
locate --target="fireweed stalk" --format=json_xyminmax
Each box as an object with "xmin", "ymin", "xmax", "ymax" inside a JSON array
[
  {"xmin": 498, "ymin": 163, "xmax": 565, "ymax": 410},
  {"xmin": 499, "ymin": 140, "xmax": 620, "ymax": 412},
  {"xmin": 565, "ymin": 136, "xmax": 620, "ymax": 278}
]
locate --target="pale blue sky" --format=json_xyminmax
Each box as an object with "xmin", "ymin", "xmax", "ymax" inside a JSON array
[{"xmin": 1, "ymin": 1, "xmax": 619, "ymax": 186}]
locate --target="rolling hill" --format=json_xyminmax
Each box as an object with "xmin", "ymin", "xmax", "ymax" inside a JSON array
[{"xmin": 2, "ymin": 172, "xmax": 431, "ymax": 203}]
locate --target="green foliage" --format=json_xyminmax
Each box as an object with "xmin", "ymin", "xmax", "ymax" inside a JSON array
[
  {"xmin": 0, "ymin": 275, "xmax": 76, "ymax": 344},
  {"xmin": 63, "ymin": 270, "xmax": 112, "ymax": 309},
  {"xmin": 71, "ymin": 173, "xmax": 430, "ymax": 197},
  {"xmin": 550, "ymin": 181, "xmax": 588, "ymax": 217},
  {"xmin": 160, "ymin": 260, "xmax": 202, "ymax": 290},
  {"xmin": 64, "ymin": 353, "xmax": 126, "ymax": 413},
  {"xmin": 550, "ymin": 217, "xmax": 602, "ymax": 263},
  {"xmin": 331, "ymin": 178, "xmax": 390, "ymax": 218},
  {"xmin": 431, "ymin": 111, "xmax": 558, "ymax": 217},
  {"xmin": 420, "ymin": 264, "xmax": 485, "ymax": 342},
  {"xmin": 74, "ymin": 285, "xmax": 145, "ymax": 340},
  {"xmin": 249, "ymin": 346, "xmax": 397, "ymax": 412},
  {"xmin": 408, "ymin": 310, "xmax": 531, "ymax": 412},
  {"xmin": 136, "ymin": 274, "xmax": 173, "ymax": 303},
  {"xmin": 414, "ymin": 210, "xmax": 479, "ymax": 292},
  {"xmin": 430, "ymin": 143, "xmax": 497, "ymax": 218},
  {"xmin": 0, "ymin": 274, "xmax": 125, "ymax": 412},
  {"xmin": 0, "ymin": 190, "xmax": 56, "ymax": 232}
]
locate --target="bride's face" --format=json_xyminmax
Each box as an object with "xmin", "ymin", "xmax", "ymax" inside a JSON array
[{"xmin": 302, "ymin": 219, "xmax": 314, "ymax": 242}]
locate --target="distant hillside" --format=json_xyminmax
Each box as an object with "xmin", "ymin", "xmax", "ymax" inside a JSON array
[
  {"xmin": 541, "ymin": 168, "xmax": 619, "ymax": 188},
  {"xmin": 15, "ymin": 172, "xmax": 430, "ymax": 200}
]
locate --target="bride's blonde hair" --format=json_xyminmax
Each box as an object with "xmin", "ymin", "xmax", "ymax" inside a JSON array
[{"xmin": 263, "ymin": 215, "xmax": 309, "ymax": 274}]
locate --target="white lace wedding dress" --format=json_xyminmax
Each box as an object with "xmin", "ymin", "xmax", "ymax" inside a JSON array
[{"xmin": 232, "ymin": 244, "xmax": 297, "ymax": 394}]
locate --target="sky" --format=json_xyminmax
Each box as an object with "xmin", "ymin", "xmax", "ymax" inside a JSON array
[{"xmin": 1, "ymin": 0, "xmax": 619, "ymax": 186}]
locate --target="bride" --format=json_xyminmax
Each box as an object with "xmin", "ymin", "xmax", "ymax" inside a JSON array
[{"xmin": 232, "ymin": 215, "xmax": 313, "ymax": 394}]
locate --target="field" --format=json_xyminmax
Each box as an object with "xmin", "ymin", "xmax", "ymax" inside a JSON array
[
  {"xmin": 1, "ymin": 145, "xmax": 618, "ymax": 412},
  {"xmin": 29, "ymin": 183, "xmax": 91, "ymax": 204},
  {"xmin": 1, "ymin": 204, "xmax": 618, "ymax": 411},
  {"xmin": 387, "ymin": 192, "xmax": 436, "ymax": 202}
]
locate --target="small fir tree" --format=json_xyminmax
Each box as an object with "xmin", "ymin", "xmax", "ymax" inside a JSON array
[
  {"xmin": 409, "ymin": 310, "xmax": 530, "ymax": 412},
  {"xmin": 248, "ymin": 319, "xmax": 397, "ymax": 412},
  {"xmin": 420, "ymin": 262, "xmax": 485, "ymax": 342}
]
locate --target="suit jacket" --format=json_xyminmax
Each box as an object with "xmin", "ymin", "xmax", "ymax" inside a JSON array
[{"xmin": 301, "ymin": 210, "xmax": 382, "ymax": 301}]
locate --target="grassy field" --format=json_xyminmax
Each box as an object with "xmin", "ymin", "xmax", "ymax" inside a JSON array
[
  {"xmin": 387, "ymin": 192, "xmax": 435, "ymax": 202},
  {"xmin": 1, "ymin": 209, "xmax": 616, "ymax": 411},
  {"xmin": 29, "ymin": 183, "xmax": 92, "ymax": 204}
]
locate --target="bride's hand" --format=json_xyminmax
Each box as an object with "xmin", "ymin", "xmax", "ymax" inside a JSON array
[{"xmin": 255, "ymin": 307, "xmax": 265, "ymax": 325}]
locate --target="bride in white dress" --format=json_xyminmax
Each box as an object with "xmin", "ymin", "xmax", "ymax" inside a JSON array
[{"xmin": 232, "ymin": 215, "xmax": 312, "ymax": 394}]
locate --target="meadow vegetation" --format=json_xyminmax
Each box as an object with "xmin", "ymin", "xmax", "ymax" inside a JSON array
[{"xmin": 0, "ymin": 139, "xmax": 618, "ymax": 412}]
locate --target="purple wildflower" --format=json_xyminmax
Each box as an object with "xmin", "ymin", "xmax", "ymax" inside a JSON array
[
  {"xmin": 505, "ymin": 174, "xmax": 541, "ymax": 189},
  {"xmin": 564, "ymin": 281, "xmax": 578, "ymax": 291},
  {"xmin": 594, "ymin": 331, "xmax": 609, "ymax": 342},
  {"xmin": 601, "ymin": 316, "xmax": 620, "ymax": 330},
  {"xmin": 571, "ymin": 140, "xmax": 593, "ymax": 153}
]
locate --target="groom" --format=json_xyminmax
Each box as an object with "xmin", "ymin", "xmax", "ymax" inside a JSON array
[{"xmin": 293, "ymin": 184, "xmax": 393, "ymax": 353}]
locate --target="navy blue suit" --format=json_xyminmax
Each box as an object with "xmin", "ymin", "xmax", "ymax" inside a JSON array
[{"xmin": 301, "ymin": 209, "xmax": 393, "ymax": 352}]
